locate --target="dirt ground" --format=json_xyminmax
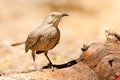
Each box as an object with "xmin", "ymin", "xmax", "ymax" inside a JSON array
[{"xmin": 0, "ymin": 0, "xmax": 120, "ymax": 73}]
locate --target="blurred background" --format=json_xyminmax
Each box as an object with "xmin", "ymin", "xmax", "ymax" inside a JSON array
[{"xmin": 0, "ymin": 0, "xmax": 120, "ymax": 73}]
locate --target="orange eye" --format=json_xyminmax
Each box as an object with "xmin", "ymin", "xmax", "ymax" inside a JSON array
[{"xmin": 51, "ymin": 14, "xmax": 56, "ymax": 18}]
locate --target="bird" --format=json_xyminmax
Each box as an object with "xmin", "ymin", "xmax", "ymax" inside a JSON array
[{"xmin": 11, "ymin": 12, "xmax": 69, "ymax": 71}]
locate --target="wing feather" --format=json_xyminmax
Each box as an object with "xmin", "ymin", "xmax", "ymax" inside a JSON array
[{"xmin": 25, "ymin": 31, "xmax": 41, "ymax": 53}]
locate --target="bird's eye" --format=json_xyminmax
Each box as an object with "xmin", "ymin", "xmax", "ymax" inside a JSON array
[{"xmin": 51, "ymin": 14, "xmax": 56, "ymax": 18}]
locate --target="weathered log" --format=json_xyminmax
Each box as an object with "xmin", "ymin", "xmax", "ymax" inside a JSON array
[
  {"xmin": 105, "ymin": 30, "xmax": 120, "ymax": 43},
  {"xmin": 95, "ymin": 53, "xmax": 120, "ymax": 80},
  {"xmin": 80, "ymin": 30, "xmax": 120, "ymax": 69},
  {"xmin": 80, "ymin": 30, "xmax": 120, "ymax": 79},
  {"xmin": 80, "ymin": 42, "xmax": 120, "ymax": 69}
]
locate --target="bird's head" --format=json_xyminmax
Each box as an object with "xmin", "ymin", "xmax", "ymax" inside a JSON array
[{"xmin": 43, "ymin": 12, "xmax": 69, "ymax": 27}]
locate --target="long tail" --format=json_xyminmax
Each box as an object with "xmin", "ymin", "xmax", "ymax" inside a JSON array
[{"xmin": 11, "ymin": 41, "xmax": 25, "ymax": 46}]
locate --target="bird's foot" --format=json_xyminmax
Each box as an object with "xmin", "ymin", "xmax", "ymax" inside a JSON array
[
  {"xmin": 48, "ymin": 63, "xmax": 54, "ymax": 71},
  {"xmin": 51, "ymin": 65, "xmax": 54, "ymax": 71}
]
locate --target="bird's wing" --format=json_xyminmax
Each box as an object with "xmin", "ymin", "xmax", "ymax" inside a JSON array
[{"xmin": 25, "ymin": 31, "xmax": 41, "ymax": 53}]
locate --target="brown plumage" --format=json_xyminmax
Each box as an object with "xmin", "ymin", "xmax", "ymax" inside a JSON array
[{"xmin": 25, "ymin": 12, "xmax": 68, "ymax": 70}]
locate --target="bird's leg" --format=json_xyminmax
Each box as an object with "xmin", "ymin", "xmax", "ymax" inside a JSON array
[
  {"xmin": 32, "ymin": 51, "xmax": 37, "ymax": 70},
  {"xmin": 44, "ymin": 51, "xmax": 54, "ymax": 71}
]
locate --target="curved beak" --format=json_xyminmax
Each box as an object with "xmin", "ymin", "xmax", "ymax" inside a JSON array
[{"xmin": 61, "ymin": 13, "xmax": 69, "ymax": 17}]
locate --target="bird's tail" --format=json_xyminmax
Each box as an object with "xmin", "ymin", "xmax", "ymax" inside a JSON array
[{"xmin": 11, "ymin": 41, "xmax": 25, "ymax": 46}]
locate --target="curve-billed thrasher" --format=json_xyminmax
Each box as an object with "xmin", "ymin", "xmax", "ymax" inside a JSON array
[{"xmin": 11, "ymin": 12, "xmax": 69, "ymax": 70}]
